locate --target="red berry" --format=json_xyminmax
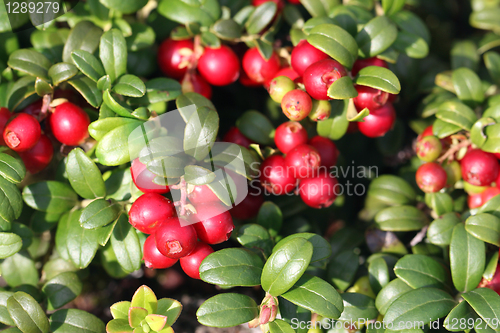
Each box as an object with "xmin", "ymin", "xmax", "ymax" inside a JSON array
[
  {"xmin": 188, "ymin": 185, "xmax": 220, "ymax": 205},
  {"xmin": 303, "ymin": 59, "xmax": 348, "ymax": 100},
  {"xmin": 223, "ymin": 126, "xmax": 254, "ymax": 148},
  {"xmin": 416, "ymin": 162, "xmax": 447, "ymax": 193},
  {"xmin": 353, "ymin": 86, "xmax": 389, "ymax": 111},
  {"xmin": 285, "ymin": 144, "xmax": 321, "ymax": 180},
  {"xmin": 230, "ymin": 187, "xmax": 264, "ymax": 220},
  {"xmin": 239, "ymin": 69, "xmax": 262, "ymax": 87},
  {"xmin": 18, "ymin": 134, "xmax": 53, "ymax": 174},
  {"xmin": 158, "ymin": 38, "xmax": 193, "ymax": 79},
  {"xmin": 416, "ymin": 136, "xmax": 442, "ymax": 162},
  {"xmin": 4, "ymin": 113, "xmax": 41, "ymax": 152},
  {"xmin": 291, "ymin": 40, "xmax": 330, "ymax": 76},
  {"xmin": 482, "ymin": 187, "xmax": 500, "ymax": 204},
  {"xmin": 179, "ymin": 241, "xmax": 214, "ymax": 279},
  {"xmin": 252, "ymin": 0, "xmax": 285, "ymax": 11},
  {"xmin": 22, "ymin": 100, "xmax": 43, "ymax": 119},
  {"xmin": 308, "ymin": 136, "xmax": 338, "ymax": 168},
  {"xmin": 242, "ymin": 48, "xmax": 281, "ymax": 84},
  {"xmin": 198, "ymin": 45, "xmax": 240, "ymax": 86},
  {"xmin": 0, "ymin": 107, "xmax": 12, "ymax": 146},
  {"xmin": 260, "ymin": 155, "xmax": 297, "ymax": 195},
  {"xmin": 185, "ymin": 72, "xmax": 213, "ymax": 99},
  {"xmin": 155, "ymin": 217, "xmax": 197, "ymax": 259},
  {"xmin": 287, "ymin": 0, "xmax": 300, "ymax": 3},
  {"xmin": 191, "ymin": 203, "xmax": 234, "ymax": 244},
  {"xmin": 129, "ymin": 193, "xmax": 176, "ymax": 234},
  {"xmin": 264, "ymin": 66, "xmax": 299, "ymax": 89},
  {"xmin": 299, "ymin": 171, "xmax": 338, "ymax": 209},
  {"xmin": 351, "ymin": 57, "xmax": 388, "ymax": 76},
  {"xmin": 468, "ymin": 193, "xmax": 483, "ymax": 209},
  {"xmin": 357, "ymin": 103, "xmax": 396, "ymax": 138},
  {"xmin": 274, "ymin": 121, "xmax": 308, "ymax": 154},
  {"xmin": 49, "ymin": 102, "xmax": 90, "ymax": 146},
  {"xmin": 281, "ymin": 89, "xmax": 313, "ymax": 121},
  {"xmin": 461, "ymin": 149, "xmax": 499, "ymax": 186},
  {"xmin": 143, "ymin": 234, "xmax": 178, "ymax": 269},
  {"xmin": 131, "ymin": 158, "xmax": 170, "ymax": 194}
]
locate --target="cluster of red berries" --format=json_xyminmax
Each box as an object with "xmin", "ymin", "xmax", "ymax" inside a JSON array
[
  {"xmin": 0, "ymin": 100, "xmax": 89, "ymax": 174},
  {"xmin": 414, "ymin": 125, "xmax": 500, "ymax": 208},
  {"xmin": 258, "ymin": 121, "xmax": 339, "ymax": 208},
  {"xmin": 130, "ymin": 158, "xmax": 236, "ymax": 279}
]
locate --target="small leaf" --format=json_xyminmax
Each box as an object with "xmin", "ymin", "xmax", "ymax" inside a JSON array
[
  {"xmin": 62, "ymin": 21, "xmax": 102, "ymax": 64},
  {"xmin": 48, "ymin": 63, "xmax": 78, "ymax": 86},
  {"xmin": 426, "ymin": 212, "xmax": 461, "ymax": 246},
  {"xmin": 394, "ymin": 254, "xmax": 447, "ymax": 289},
  {"xmin": 7, "ymin": 292, "xmax": 49, "ymax": 333},
  {"xmin": 79, "ymin": 198, "xmax": 121, "ymax": 229},
  {"xmin": 327, "ymin": 76, "xmax": 358, "ymax": 99},
  {"xmin": 184, "ymin": 165, "xmax": 216, "ymax": 185},
  {"xmin": 368, "ymin": 256, "xmax": 390, "ymax": 294},
  {"xmin": 113, "ymin": 75, "xmax": 146, "ymax": 98},
  {"xmin": 382, "ymin": 0, "xmax": 405, "ymax": 16},
  {"xmin": 451, "ymin": 40, "xmax": 480, "ymax": 71},
  {"xmin": 337, "ymin": 293, "xmax": 378, "ymax": 323},
  {"xmin": 131, "ymin": 285, "xmax": 157, "ymax": 315},
  {"xmin": 354, "ymin": 65, "xmax": 401, "ymax": 94},
  {"xmin": 236, "ymin": 110, "xmax": 274, "ymax": 145},
  {"xmin": 145, "ymin": 314, "xmax": 167, "ymax": 332},
  {"xmin": 67, "ymin": 76, "xmax": 102, "ymax": 108},
  {"xmin": 257, "ymin": 201, "xmax": 282, "ymax": 237},
  {"xmin": 64, "ymin": 210, "xmax": 101, "ymax": 269},
  {"xmin": 110, "ymin": 214, "xmax": 142, "ymax": 273},
  {"xmin": 462, "ymin": 288, "xmax": 500, "ymax": 332},
  {"xmin": 245, "ymin": 2, "xmax": 277, "ymax": 34},
  {"xmin": 50, "ymin": 309, "xmax": 105, "ymax": 333},
  {"xmin": 157, "ymin": 0, "xmax": 220, "ymax": 27},
  {"xmin": 484, "ymin": 51, "xmax": 500, "ymax": 85},
  {"xmin": 35, "ymin": 78, "xmax": 53, "ymax": 97},
  {"xmin": 157, "ymin": 298, "xmax": 182, "ymax": 327},
  {"xmin": 374, "ymin": 205, "xmax": 428, "ymax": 231},
  {"xmin": 466, "ymin": 213, "xmax": 500, "ymax": 246},
  {"xmin": 0, "ymin": 251, "xmax": 38, "ymax": 287},
  {"xmin": 452, "ymin": 67, "xmax": 485, "ymax": 107},
  {"xmin": 375, "ymin": 278, "xmax": 413, "ymax": 315},
  {"xmin": 128, "ymin": 307, "xmax": 148, "ymax": 328},
  {"xmin": 95, "ymin": 122, "xmax": 144, "ymax": 166},
  {"xmin": 67, "ymin": 148, "xmax": 106, "ymax": 199},
  {"xmin": 89, "ymin": 118, "xmax": 142, "ymax": 141},
  {"xmin": 184, "ymin": 107, "xmax": 219, "ymax": 161},
  {"xmin": 307, "ymin": 24, "xmax": 358, "ymax": 69},
  {"xmin": 436, "ymin": 100, "xmax": 477, "ymax": 131},
  {"xmin": 106, "ymin": 319, "xmax": 133, "ymax": 333},
  {"xmin": 0, "ymin": 232, "xmax": 22, "ymax": 259},
  {"xmin": 196, "ymin": 294, "xmax": 258, "ymax": 328},
  {"xmin": 0, "ymin": 153, "xmax": 26, "ymax": 184},
  {"xmin": 367, "ymin": 175, "xmax": 416, "ymax": 206},
  {"xmin": 425, "ymin": 192, "xmax": 454, "ymax": 216},
  {"xmin": 261, "ymin": 237, "xmax": 313, "ymax": 296},
  {"xmin": 356, "ymin": 16, "xmax": 398, "ymax": 58},
  {"xmin": 8, "ymin": 49, "xmax": 51, "ymax": 79},
  {"xmin": 71, "ymin": 50, "xmax": 105, "ymax": 82},
  {"xmin": 99, "ymin": 29, "xmax": 127, "ymax": 83},
  {"xmin": 444, "ymin": 301, "xmax": 476, "ymax": 332},
  {"xmin": 131, "ymin": 78, "xmax": 182, "ymax": 105},
  {"xmin": 23, "ymin": 181, "xmax": 78, "ymax": 214},
  {"xmin": 268, "ymin": 320, "xmax": 295, "ymax": 333},
  {"xmin": 327, "ymin": 250, "xmax": 359, "ymax": 291},
  {"xmin": 272, "ymin": 232, "xmax": 331, "ymax": 262},
  {"xmin": 42, "ymin": 272, "xmax": 82, "ymax": 310},
  {"xmin": 110, "ymin": 301, "xmax": 131, "ymax": 320},
  {"xmin": 199, "ymin": 248, "xmax": 264, "ymax": 287}
]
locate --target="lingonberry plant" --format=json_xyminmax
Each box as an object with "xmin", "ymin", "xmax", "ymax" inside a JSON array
[{"xmin": 3, "ymin": 0, "xmax": 500, "ymax": 332}]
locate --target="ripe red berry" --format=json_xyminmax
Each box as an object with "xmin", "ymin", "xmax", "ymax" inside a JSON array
[
  {"xmin": 179, "ymin": 241, "xmax": 214, "ymax": 279},
  {"xmin": 416, "ymin": 136, "xmax": 442, "ymax": 162},
  {"xmin": 183, "ymin": 72, "xmax": 213, "ymax": 99},
  {"xmin": 155, "ymin": 217, "xmax": 197, "ymax": 259},
  {"xmin": 274, "ymin": 121, "xmax": 308, "ymax": 154},
  {"xmin": 264, "ymin": 66, "xmax": 299, "ymax": 89},
  {"xmin": 198, "ymin": 45, "xmax": 240, "ymax": 86},
  {"xmin": 143, "ymin": 234, "xmax": 178, "ymax": 269},
  {"xmin": 357, "ymin": 103, "xmax": 396, "ymax": 138},
  {"xmin": 482, "ymin": 187, "xmax": 500, "ymax": 204},
  {"xmin": 299, "ymin": 171, "xmax": 338, "ymax": 208},
  {"xmin": 353, "ymin": 86, "xmax": 389, "ymax": 111},
  {"xmin": 19, "ymin": 134, "xmax": 53, "ymax": 174},
  {"xmin": 468, "ymin": 193, "xmax": 483, "ymax": 209},
  {"xmin": 351, "ymin": 57, "xmax": 388, "ymax": 76},
  {"xmin": 285, "ymin": 144, "xmax": 321, "ymax": 179},
  {"xmin": 223, "ymin": 126, "xmax": 254, "ymax": 148},
  {"xmin": 461, "ymin": 149, "xmax": 499, "ymax": 186},
  {"xmin": 281, "ymin": 89, "xmax": 313, "ymax": 121},
  {"xmin": 242, "ymin": 48, "xmax": 281, "ymax": 84},
  {"xmin": 291, "ymin": 40, "xmax": 330, "ymax": 76},
  {"xmin": 188, "ymin": 185, "xmax": 220, "ymax": 205},
  {"xmin": 49, "ymin": 102, "xmax": 90, "ymax": 146},
  {"xmin": 287, "ymin": 0, "xmax": 300, "ymax": 3},
  {"xmin": 303, "ymin": 59, "xmax": 348, "ymax": 100},
  {"xmin": 131, "ymin": 158, "xmax": 170, "ymax": 194},
  {"xmin": 191, "ymin": 203, "xmax": 234, "ymax": 244},
  {"xmin": 308, "ymin": 136, "xmax": 338, "ymax": 168},
  {"xmin": 231, "ymin": 187, "xmax": 264, "ymax": 220},
  {"xmin": 129, "ymin": 193, "xmax": 176, "ymax": 234},
  {"xmin": 22, "ymin": 100, "xmax": 43, "ymax": 119},
  {"xmin": 0, "ymin": 107, "xmax": 12, "ymax": 146},
  {"xmin": 260, "ymin": 155, "xmax": 297, "ymax": 195},
  {"xmin": 4, "ymin": 113, "xmax": 41, "ymax": 152},
  {"xmin": 252, "ymin": 0, "xmax": 285, "ymax": 11},
  {"xmin": 158, "ymin": 38, "xmax": 193, "ymax": 79},
  {"xmin": 416, "ymin": 162, "xmax": 447, "ymax": 193}
]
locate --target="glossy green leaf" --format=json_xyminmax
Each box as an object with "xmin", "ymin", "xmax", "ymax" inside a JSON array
[
  {"xmin": 392, "ymin": 31, "xmax": 428, "ymax": 59},
  {"xmin": 158, "ymin": 0, "xmax": 221, "ymax": 27},
  {"xmin": 50, "ymin": 309, "xmax": 105, "ymax": 333},
  {"xmin": 268, "ymin": 319, "xmax": 295, "ymax": 333},
  {"xmin": 436, "ymin": 100, "xmax": 477, "ymax": 131},
  {"xmin": 100, "ymin": 0, "xmax": 147, "ymax": 14},
  {"xmin": 128, "ymin": 307, "xmax": 147, "ymax": 328},
  {"xmin": 0, "ymin": 291, "xmax": 15, "ymax": 326},
  {"xmin": 71, "ymin": 49, "xmax": 105, "ymax": 82},
  {"xmin": 62, "ymin": 21, "xmax": 102, "ymax": 65},
  {"xmin": 356, "ymin": 16, "xmax": 398, "ymax": 58},
  {"xmin": 368, "ymin": 256, "xmax": 390, "ymax": 294},
  {"xmin": 176, "ymin": 92, "xmax": 215, "ymax": 122},
  {"xmin": 67, "ymin": 76, "xmax": 102, "ymax": 108},
  {"xmin": 110, "ymin": 301, "xmax": 131, "ymax": 320},
  {"xmin": 433, "ymin": 118, "xmax": 462, "ymax": 138},
  {"xmin": 354, "ymin": 65, "xmax": 401, "ymax": 94},
  {"xmin": 97, "ymin": 75, "xmax": 111, "ymax": 91},
  {"xmin": 382, "ymin": 0, "xmax": 405, "ymax": 16},
  {"xmin": 111, "ymin": 214, "xmax": 141, "ymax": 273},
  {"xmin": 236, "ymin": 224, "xmax": 273, "ymax": 256},
  {"xmin": 184, "ymin": 165, "xmax": 216, "ymax": 185},
  {"xmin": 484, "ymin": 51, "xmax": 500, "ymax": 85},
  {"xmin": 327, "ymin": 250, "xmax": 359, "ymax": 291},
  {"xmin": 384, "ymin": 288, "xmax": 456, "ymax": 328},
  {"xmin": 0, "ymin": 232, "xmax": 22, "ymax": 259},
  {"xmin": 0, "ymin": 250, "xmax": 38, "ymax": 287},
  {"xmin": 113, "ymin": 75, "xmax": 146, "ymax": 98},
  {"xmin": 307, "ymin": 24, "xmax": 358, "ymax": 69},
  {"xmin": 394, "ymin": 254, "xmax": 447, "ymax": 289},
  {"xmin": 273, "ymin": 232, "xmax": 331, "ymax": 262},
  {"xmin": 375, "ymin": 278, "xmax": 413, "ymax": 315},
  {"xmin": 105, "ymin": 319, "xmax": 132, "ymax": 333},
  {"xmin": 452, "ymin": 67, "xmax": 485, "ymax": 107},
  {"xmin": 462, "ymin": 288, "xmax": 500, "ymax": 331},
  {"xmin": 257, "ymin": 201, "xmax": 282, "ymax": 237},
  {"xmin": 236, "ymin": 110, "xmax": 274, "ymax": 145},
  {"xmin": 126, "ymin": 23, "xmax": 156, "ymax": 52},
  {"xmin": 212, "ymin": 19, "xmax": 242, "ymax": 40},
  {"xmin": 444, "ymin": 301, "xmax": 476, "ymax": 332},
  {"xmin": 368, "ymin": 175, "xmax": 416, "ymax": 205},
  {"xmin": 7, "ymin": 76, "xmax": 37, "ymax": 112},
  {"xmin": 0, "ymin": 153, "xmax": 25, "ymax": 184},
  {"xmin": 451, "ymin": 40, "xmax": 479, "ymax": 71},
  {"xmin": 470, "ymin": 8, "xmax": 500, "ymax": 32},
  {"xmin": 99, "ymin": 29, "xmax": 127, "ymax": 83},
  {"xmin": 132, "ymin": 78, "xmax": 182, "ymax": 105},
  {"xmin": 8, "ymin": 49, "xmax": 51, "ymax": 79},
  {"xmin": 7, "ymin": 292, "xmax": 49, "ymax": 333},
  {"xmin": 89, "ymin": 118, "xmax": 141, "ymax": 141},
  {"xmin": 102, "ymin": 90, "xmax": 134, "ymax": 118},
  {"xmin": 316, "ymin": 99, "xmax": 349, "ymax": 140},
  {"xmin": 425, "ymin": 192, "xmax": 454, "ymax": 216},
  {"xmin": 299, "ymin": 0, "xmax": 328, "ymax": 17},
  {"xmin": 427, "ymin": 212, "xmax": 461, "ymax": 246},
  {"xmin": 199, "ymin": 248, "xmax": 264, "ymax": 287},
  {"xmin": 184, "ymin": 107, "xmax": 219, "ymax": 161},
  {"xmin": 42, "ymin": 272, "xmax": 82, "ymax": 311},
  {"xmin": 23, "ymin": 181, "xmax": 78, "ymax": 214},
  {"xmin": 337, "ymin": 293, "xmax": 378, "ymax": 323},
  {"xmin": 466, "ymin": 213, "xmax": 500, "ymax": 246},
  {"xmin": 130, "ymin": 285, "xmax": 157, "ymax": 315},
  {"xmin": 196, "ymin": 294, "xmax": 258, "ymax": 328},
  {"xmin": 48, "ymin": 63, "xmax": 78, "ymax": 86},
  {"xmin": 246, "ymin": 2, "xmax": 277, "ymax": 34},
  {"xmin": 79, "ymin": 198, "xmax": 121, "ymax": 229},
  {"xmin": 156, "ymin": 298, "xmax": 182, "ymax": 326},
  {"xmin": 261, "ymin": 237, "xmax": 313, "ymax": 296},
  {"xmin": 327, "ymin": 76, "xmax": 358, "ymax": 99},
  {"xmin": 450, "ymin": 223, "xmax": 485, "ymax": 292},
  {"xmin": 95, "ymin": 122, "xmax": 144, "ymax": 166},
  {"xmin": 391, "ymin": 10, "xmax": 430, "ymax": 44},
  {"xmin": 66, "ymin": 148, "xmax": 106, "ymax": 199},
  {"xmin": 374, "ymin": 205, "xmax": 427, "ymax": 231},
  {"xmin": 470, "ymin": 117, "xmax": 496, "ymax": 148},
  {"xmin": 35, "ymin": 78, "xmax": 53, "ymax": 97}
]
